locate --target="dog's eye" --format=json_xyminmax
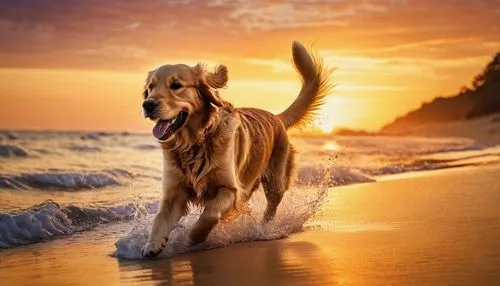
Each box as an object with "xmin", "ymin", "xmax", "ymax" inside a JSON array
[
  {"xmin": 170, "ymin": 82, "xmax": 182, "ymax": 90},
  {"xmin": 148, "ymin": 83, "xmax": 153, "ymax": 90}
]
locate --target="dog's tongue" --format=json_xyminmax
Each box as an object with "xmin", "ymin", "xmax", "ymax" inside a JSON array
[{"xmin": 153, "ymin": 120, "xmax": 171, "ymax": 139}]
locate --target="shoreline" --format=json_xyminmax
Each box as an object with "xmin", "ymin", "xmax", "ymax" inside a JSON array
[
  {"xmin": 1, "ymin": 160, "xmax": 500, "ymax": 250},
  {"xmin": 1, "ymin": 163, "xmax": 499, "ymax": 285}
]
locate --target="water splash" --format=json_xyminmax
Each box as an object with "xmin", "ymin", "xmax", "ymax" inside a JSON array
[{"xmin": 114, "ymin": 155, "xmax": 337, "ymax": 260}]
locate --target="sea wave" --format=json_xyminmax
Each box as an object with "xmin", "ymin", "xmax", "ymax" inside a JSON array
[
  {"xmin": 67, "ymin": 145, "xmax": 102, "ymax": 153},
  {"xmin": 330, "ymin": 137, "xmax": 485, "ymax": 157},
  {"xmin": 0, "ymin": 132, "xmax": 20, "ymax": 140},
  {"xmin": 413, "ymin": 144, "xmax": 485, "ymax": 156},
  {"xmin": 0, "ymin": 169, "xmax": 133, "ymax": 190},
  {"xmin": 296, "ymin": 164, "xmax": 375, "ymax": 187},
  {"xmin": 0, "ymin": 200, "xmax": 158, "ymax": 248},
  {"xmin": 295, "ymin": 152, "xmax": 498, "ymax": 184},
  {"xmin": 80, "ymin": 133, "xmax": 102, "ymax": 141},
  {"xmin": 133, "ymin": 144, "xmax": 159, "ymax": 150},
  {"xmin": 362, "ymin": 152, "xmax": 500, "ymax": 177},
  {"xmin": 0, "ymin": 144, "xmax": 28, "ymax": 158},
  {"xmin": 362, "ymin": 159, "xmax": 444, "ymax": 176}
]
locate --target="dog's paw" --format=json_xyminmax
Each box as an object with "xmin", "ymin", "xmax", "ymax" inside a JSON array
[
  {"xmin": 142, "ymin": 238, "xmax": 167, "ymax": 259},
  {"xmin": 188, "ymin": 232, "xmax": 208, "ymax": 246}
]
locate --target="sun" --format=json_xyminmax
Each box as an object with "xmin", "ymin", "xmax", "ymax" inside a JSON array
[
  {"xmin": 314, "ymin": 96, "xmax": 347, "ymax": 133},
  {"xmin": 316, "ymin": 114, "xmax": 339, "ymax": 133}
]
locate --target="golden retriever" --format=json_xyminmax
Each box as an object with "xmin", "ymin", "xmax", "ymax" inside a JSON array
[{"xmin": 141, "ymin": 41, "xmax": 332, "ymax": 258}]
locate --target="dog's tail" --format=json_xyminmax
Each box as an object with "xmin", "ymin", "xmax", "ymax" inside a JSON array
[{"xmin": 278, "ymin": 41, "xmax": 333, "ymax": 130}]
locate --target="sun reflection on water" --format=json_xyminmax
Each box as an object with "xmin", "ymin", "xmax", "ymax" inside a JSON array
[{"xmin": 322, "ymin": 142, "xmax": 340, "ymax": 151}]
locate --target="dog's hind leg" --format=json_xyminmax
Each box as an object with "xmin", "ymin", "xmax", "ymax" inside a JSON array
[
  {"xmin": 188, "ymin": 186, "xmax": 236, "ymax": 245},
  {"xmin": 262, "ymin": 141, "xmax": 295, "ymax": 223}
]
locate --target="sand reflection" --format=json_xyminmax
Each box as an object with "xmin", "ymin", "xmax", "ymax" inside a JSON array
[{"xmin": 118, "ymin": 239, "xmax": 338, "ymax": 286}]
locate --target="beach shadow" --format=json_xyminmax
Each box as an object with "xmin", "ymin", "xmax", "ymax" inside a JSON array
[{"xmin": 117, "ymin": 239, "xmax": 337, "ymax": 286}]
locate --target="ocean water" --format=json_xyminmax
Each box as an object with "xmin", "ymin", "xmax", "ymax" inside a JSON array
[{"xmin": 0, "ymin": 130, "xmax": 498, "ymax": 258}]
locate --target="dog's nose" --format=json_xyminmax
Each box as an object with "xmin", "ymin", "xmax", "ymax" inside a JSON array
[{"xmin": 142, "ymin": 99, "xmax": 158, "ymax": 116}]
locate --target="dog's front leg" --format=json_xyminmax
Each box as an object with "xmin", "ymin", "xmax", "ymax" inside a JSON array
[
  {"xmin": 142, "ymin": 190, "xmax": 188, "ymax": 258},
  {"xmin": 188, "ymin": 186, "xmax": 236, "ymax": 245},
  {"xmin": 143, "ymin": 157, "xmax": 188, "ymax": 258}
]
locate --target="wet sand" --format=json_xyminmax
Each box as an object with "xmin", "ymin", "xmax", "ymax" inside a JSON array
[{"xmin": 1, "ymin": 164, "xmax": 499, "ymax": 285}]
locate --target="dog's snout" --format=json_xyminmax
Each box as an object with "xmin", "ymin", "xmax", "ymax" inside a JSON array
[{"xmin": 142, "ymin": 99, "xmax": 158, "ymax": 115}]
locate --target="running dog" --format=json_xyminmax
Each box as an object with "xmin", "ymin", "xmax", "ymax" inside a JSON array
[{"xmin": 141, "ymin": 41, "xmax": 332, "ymax": 258}]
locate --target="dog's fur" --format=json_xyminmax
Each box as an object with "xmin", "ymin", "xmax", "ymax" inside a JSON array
[{"xmin": 141, "ymin": 41, "xmax": 332, "ymax": 258}]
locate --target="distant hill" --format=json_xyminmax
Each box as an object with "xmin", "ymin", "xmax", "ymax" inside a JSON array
[{"xmin": 382, "ymin": 52, "xmax": 500, "ymax": 134}]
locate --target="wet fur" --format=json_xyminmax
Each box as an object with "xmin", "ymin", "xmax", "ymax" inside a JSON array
[{"xmin": 142, "ymin": 41, "xmax": 332, "ymax": 258}]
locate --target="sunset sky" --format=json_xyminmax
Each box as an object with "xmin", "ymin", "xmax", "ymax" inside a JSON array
[{"xmin": 0, "ymin": 0, "xmax": 499, "ymax": 133}]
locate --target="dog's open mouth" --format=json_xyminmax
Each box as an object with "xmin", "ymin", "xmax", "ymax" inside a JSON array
[{"xmin": 152, "ymin": 111, "xmax": 188, "ymax": 140}]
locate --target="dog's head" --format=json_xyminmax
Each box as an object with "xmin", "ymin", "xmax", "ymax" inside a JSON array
[{"xmin": 142, "ymin": 63, "xmax": 227, "ymax": 142}]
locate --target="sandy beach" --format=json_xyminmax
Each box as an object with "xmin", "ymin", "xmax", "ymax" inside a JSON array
[
  {"xmin": 1, "ymin": 163, "xmax": 499, "ymax": 286},
  {"xmin": 1, "ymin": 1, "xmax": 499, "ymax": 285}
]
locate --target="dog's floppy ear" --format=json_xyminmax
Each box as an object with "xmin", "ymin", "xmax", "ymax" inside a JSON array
[
  {"xmin": 142, "ymin": 70, "xmax": 155, "ymax": 99},
  {"xmin": 205, "ymin": 65, "xmax": 228, "ymax": 89},
  {"xmin": 144, "ymin": 70, "xmax": 155, "ymax": 87},
  {"xmin": 194, "ymin": 63, "xmax": 228, "ymax": 89},
  {"xmin": 193, "ymin": 63, "xmax": 227, "ymax": 107}
]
